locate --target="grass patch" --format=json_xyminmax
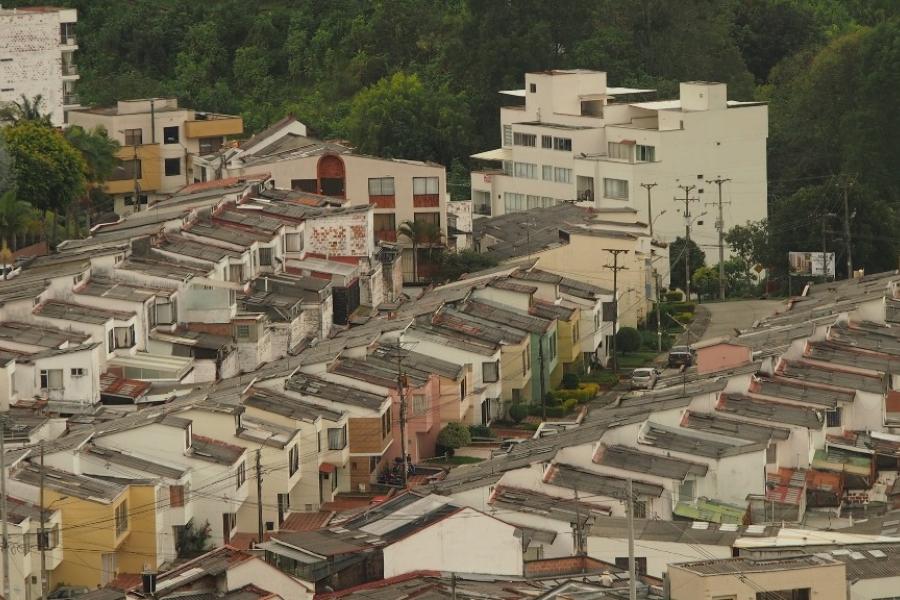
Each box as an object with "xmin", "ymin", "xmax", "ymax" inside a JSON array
[{"xmin": 616, "ymin": 351, "xmax": 659, "ymax": 370}]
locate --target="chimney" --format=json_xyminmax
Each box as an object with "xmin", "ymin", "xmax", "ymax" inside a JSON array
[{"xmin": 141, "ymin": 570, "xmax": 157, "ymax": 595}]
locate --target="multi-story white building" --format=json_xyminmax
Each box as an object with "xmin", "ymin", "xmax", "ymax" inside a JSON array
[
  {"xmin": 0, "ymin": 5, "xmax": 79, "ymax": 126},
  {"xmin": 470, "ymin": 69, "xmax": 768, "ymax": 256}
]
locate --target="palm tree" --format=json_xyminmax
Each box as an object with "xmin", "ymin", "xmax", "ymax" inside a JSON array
[
  {"xmin": 0, "ymin": 94, "xmax": 52, "ymax": 125},
  {"xmin": 399, "ymin": 220, "xmax": 445, "ymax": 283},
  {"xmin": 0, "ymin": 189, "xmax": 35, "ymax": 277},
  {"xmin": 64, "ymin": 125, "xmax": 120, "ymax": 229}
]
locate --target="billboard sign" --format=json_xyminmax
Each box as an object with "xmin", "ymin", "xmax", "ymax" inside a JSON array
[{"xmin": 788, "ymin": 251, "xmax": 835, "ymax": 277}]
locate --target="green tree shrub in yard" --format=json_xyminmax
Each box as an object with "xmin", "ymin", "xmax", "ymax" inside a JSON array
[
  {"xmin": 508, "ymin": 403, "xmax": 529, "ymax": 424},
  {"xmin": 665, "ymin": 291, "xmax": 683, "ymax": 302},
  {"xmin": 468, "ymin": 424, "xmax": 493, "ymax": 439},
  {"xmin": 615, "ymin": 326, "xmax": 641, "ymax": 354},
  {"xmin": 561, "ymin": 372, "xmax": 580, "ymax": 389},
  {"xmin": 674, "ymin": 312, "xmax": 694, "ymax": 324},
  {"xmin": 436, "ymin": 422, "xmax": 471, "ymax": 457}
]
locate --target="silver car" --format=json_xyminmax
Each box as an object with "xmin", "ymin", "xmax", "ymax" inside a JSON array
[{"xmin": 630, "ymin": 367, "xmax": 660, "ymax": 390}]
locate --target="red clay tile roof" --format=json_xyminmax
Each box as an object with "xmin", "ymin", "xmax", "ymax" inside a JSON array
[
  {"xmin": 765, "ymin": 468, "xmax": 805, "ymax": 505},
  {"xmin": 108, "ymin": 572, "xmax": 142, "ymax": 591},
  {"xmin": 177, "ymin": 173, "xmax": 270, "ymax": 195},
  {"xmin": 280, "ymin": 511, "xmax": 333, "ymax": 532},
  {"xmin": 100, "ymin": 372, "xmax": 151, "ymax": 400}
]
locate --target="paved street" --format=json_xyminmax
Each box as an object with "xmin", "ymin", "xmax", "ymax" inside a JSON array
[{"xmin": 699, "ymin": 299, "xmax": 784, "ymax": 340}]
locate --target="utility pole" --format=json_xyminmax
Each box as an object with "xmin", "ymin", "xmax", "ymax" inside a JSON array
[
  {"xmin": 40, "ymin": 443, "xmax": 48, "ymax": 600},
  {"xmin": 255, "ymin": 449, "xmax": 264, "ymax": 546},
  {"xmin": 839, "ymin": 176, "xmax": 855, "ymax": 278},
  {"xmin": 132, "ymin": 144, "xmax": 141, "ymax": 213},
  {"xmin": 654, "ymin": 269, "xmax": 662, "ymax": 353},
  {"xmin": 539, "ymin": 339, "xmax": 546, "ymax": 421},
  {"xmin": 820, "ymin": 212, "xmax": 837, "ymax": 282},
  {"xmin": 706, "ymin": 177, "xmax": 731, "ymax": 300},
  {"xmin": 573, "ymin": 485, "xmax": 582, "ymax": 556},
  {"xmin": 626, "ymin": 478, "xmax": 636, "ymax": 600},
  {"xmin": 640, "ymin": 182, "xmax": 658, "ymax": 238},
  {"xmin": 0, "ymin": 417, "xmax": 9, "ymax": 600},
  {"xmin": 676, "ymin": 184, "xmax": 700, "ymax": 300},
  {"xmin": 604, "ymin": 249, "xmax": 628, "ymax": 373},
  {"xmin": 397, "ymin": 353, "xmax": 409, "ymax": 487}
]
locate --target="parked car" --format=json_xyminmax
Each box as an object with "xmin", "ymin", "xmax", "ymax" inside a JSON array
[
  {"xmin": 48, "ymin": 587, "xmax": 89, "ymax": 599},
  {"xmin": 630, "ymin": 367, "xmax": 660, "ymax": 389},
  {"xmin": 667, "ymin": 345, "xmax": 695, "ymax": 368}
]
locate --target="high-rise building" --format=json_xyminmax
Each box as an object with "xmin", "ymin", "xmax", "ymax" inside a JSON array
[
  {"xmin": 0, "ymin": 5, "xmax": 79, "ymax": 126},
  {"xmin": 470, "ymin": 69, "xmax": 768, "ymax": 254}
]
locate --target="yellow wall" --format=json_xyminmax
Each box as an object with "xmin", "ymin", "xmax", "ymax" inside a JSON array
[
  {"xmin": 118, "ymin": 484, "xmax": 160, "ymax": 574},
  {"xmin": 106, "ymin": 143, "xmax": 162, "ymax": 195},
  {"xmin": 501, "ymin": 340, "xmax": 532, "ymax": 404},
  {"xmin": 184, "ymin": 117, "xmax": 244, "ymax": 139},
  {"xmin": 49, "ymin": 489, "xmax": 116, "ymax": 589},
  {"xmin": 551, "ymin": 312, "xmax": 582, "ymax": 387}
]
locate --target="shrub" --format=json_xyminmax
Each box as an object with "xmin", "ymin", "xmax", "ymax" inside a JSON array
[
  {"xmin": 544, "ymin": 390, "xmax": 559, "ymax": 406},
  {"xmin": 674, "ymin": 311, "xmax": 694, "ymax": 323},
  {"xmin": 554, "ymin": 383, "xmax": 599, "ymax": 404},
  {"xmin": 561, "ymin": 372, "xmax": 580, "ymax": 390},
  {"xmin": 593, "ymin": 371, "xmax": 619, "ymax": 386},
  {"xmin": 615, "ymin": 326, "xmax": 641, "ymax": 354},
  {"xmin": 668, "ymin": 302, "xmax": 696, "ymax": 314},
  {"xmin": 665, "ymin": 290, "xmax": 683, "ymax": 302},
  {"xmin": 508, "ymin": 403, "xmax": 529, "ymax": 424},
  {"xmin": 468, "ymin": 424, "xmax": 493, "ymax": 439},
  {"xmin": 436, "ymin": 422, "xmax": 471, "ymax": 457}
]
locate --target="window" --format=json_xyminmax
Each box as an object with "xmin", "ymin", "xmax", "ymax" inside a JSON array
[
  {"xmin": 615, "ymin": 557, "xmax": 647, "ymax": 576},
  {"xmin": 413, "ymin": 212, "xmax": 440, "ymax": 228},
  {"xmin": 39, "ymin": 369, "xmax": 63, "ymax": 391},
  {"xmin": 540, "ymin": 196, "xmax": 555, "ymax": 208},
  {"xmin": 59, "ymin": 22, "xmax": 75, "ymax": 44},
  {"xmin": 756, "ymin": 590, "xmax": 810, "ymax": 600},
  {"xmin": 163, "ymin": 126, "xmax": 179, "ymax": 144},
  {"xmin": 198, "ymin": 136, "xmax": 223, "ymax": 155},
  {"xmin": 284, "ymin": 233, "xmax": 302, "ymax": 252},
  {"xmin": 37, "ymin": 524, "xmax": 59, "ymax": 551},
  {"xmin": 553, "ymin": 167, "xmax": 572, "ymax": 184},
  {"xmin": 368, "ymin": 177, "xmax": 395, "ymax": 196},
  {"xmin": 678, "ymin": 479, "xmax": 695, "ymax": 503},
  {"xmin": 553, "ymin": 137, "xmax": 572, "ymax": 151},
  {"xmin": 529, "ymin": 83, "xmax": 536, "ymax": 93},
  {"xmin": 502, "ymin": 125, "xmax": 512, "ymax": 147},
  {"xmin": 512, "ymin": 388, "xmax": 522, "ymax": 403},
  {"xmin": 258, "ymin": 247, "xmax": 273, "ymax": 266},
  {"xmin": 549, "ymin": 332, "xmax": 557, "ymax": 359},
  {"xmin": 114, "ymin": 500, "xmax": 128, "ymax": 537},
  {"xmin": 572, "ymin": 321, "xmax": 579, "ymax": 342},
  {"xmin": 459, "ymin": 378, "xmax": 466, "ymax": 401},
  {"xmin": 636, "ymin": 144, "xmax": 655, "ymax": 162},
  {"xmin": 482, "ymin": 360, "xmax": 500, "ymax": 383},
  {"xmin": 413, "ymin": 177, "xmax": 439, "ymax": 195},
  {"xmin": 228, "ymin": 264, "xmax": 244, "ymax": 283},
  {"xmin": 382, "ymin": 407, "xmax": 392, "ymax": 437},
  {"xmin": 608, "ymin": 142, "xmax": 632, "ymax": 161},
  {"xmin": 603, "ymin": 178, "xmax": 629, "ymax": 200},
  {"xmin": 633, "ymin": 499, "xmax": 647, "ymax": 519},
  {"xmin": 513, "ymin": 132, "xmax": 536, "ymax": 147},
  {"xmin": 826, "ymin": 408, "xmax": 842, "ymax": 427},
  {"xmin": 70, "ymin": 368, "xmax": 85, "ymax": 377},
  {"xmin": 123, "ymin": 128, "xmax": 142, "ymax": 146},
  {"xmin": 317, "ymin": 431, "xmax": 322, "ymax": 453},
  {"xmin": 113, "ymin": 325, "xmax": 135, "ymax": 349},
  {"xmin": 473, "ymin": 190, "xmax": 491, "ymax": 216},
  {"xmin": 288, "ymin": 444, "xmax": 299, "ymax": 476},
  {"xmin": 526, "ymin": 195, "xmax": 541, "ymax": 209},
  {"xmin": 374, "ymin": 213, "xmax": 396, "ymax": 235},
  {"xmin": 412, "ymin": 394, "xmax": 427, "ymax": 416},
  {"xmin": 111, "ymin": 159, "xmax": 141, "ymax": 181},
  {"xmin": 154, "ymin": 299, "xmax": 175, "ymax": 325},
  {"xmin": 291, "ymin": 178, "xmax": 317, "ymax": 192},
  {"xmin": 542, "ymin": 165, "xmax": 553, "ymax": 181},
  {"xmin": 223, "ymin": 512, "xmax": 237, "ymax": 536},
  {"xmin": 327, "ymin": 425, "xmax": 347, "ymax": 450},
  {"xmin": 513, "ymin": 162, "xmax": 537, "ymax": 179},
  {"xmin": 235, "ymin": 461, "xmax": 246, "ymax": 489},
  {"xmin": 236, "ymin": 324, "xmax": 251, "ymax": 340},
  {"xmin": 503, "ymin": 192, "xmax": 525, "ymax": 213},
  {"xmin": 164, "ymin": 158, "xmax": 181, "ymax": 177},
  {"xmin": 541, "ymin": 135, "xmax": 552, "ymax": 149}
]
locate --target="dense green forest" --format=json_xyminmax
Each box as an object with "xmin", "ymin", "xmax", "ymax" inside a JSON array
[{"xmin": 3, "ymin": 0, "xmax": 899, "ymax": 280}]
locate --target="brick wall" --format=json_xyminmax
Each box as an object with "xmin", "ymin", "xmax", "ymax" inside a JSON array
[
  {"xmin": 524, "ymin": 556, "xmax": 612, "ymax": 577},
  {"xmin": 348, "ymin": 416, "xmax": 388, "ymax": 454},
  {"xmin": 0, "ymin": 12, "xmax": 66, "ymax": 125},
  {"xmin": 304, "ymin": 212, "xmax": 371, "ymax": 258}
]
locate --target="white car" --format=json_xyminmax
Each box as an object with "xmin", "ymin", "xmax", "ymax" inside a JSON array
[{"xmin": 630, "ymin": 367, "xmax": 660, "ymax": 390}]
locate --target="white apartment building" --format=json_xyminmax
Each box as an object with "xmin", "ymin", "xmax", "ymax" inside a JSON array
[
  {"xmin": 0, "ymin": 5, "xmax": 79, "ymax": 126},
  {"xmin": 471, "ymin": 69, "xmax": 768, "ymax": 257}
]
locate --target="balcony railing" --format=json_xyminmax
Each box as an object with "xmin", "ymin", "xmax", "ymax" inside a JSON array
[
  {"xmin": 63, "ymin": 94, "xmax": 79, "ymax": 106},
  {"xmin": 62, "ymin": 63, "xmax": 78, "ymax": 76},
  {"xmin": 413, "ymin": 194, "xmax": 440, "ymax": 208},
  {"xmin": 60, "ymin": 35, "xmax": 77, "ymax": 46}
]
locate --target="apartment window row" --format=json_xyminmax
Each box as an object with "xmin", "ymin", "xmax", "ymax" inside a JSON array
[
  {"xmin": 503, "ymin": 193, "xmax": 558, "ymax": 213},
  {"xmin": 542, "ymin": 165, "xmax": 572, "ymax": 184},
  {"xmin": 368, "ymin": 176, "xmax": 395, "ymax": 196},
  {"xmin": 235, "ymin": 461, "xmax": 246, "ymax": 489},
  {"xmin": 513, "ymin": 132, "xmax": 536, "ymax": 147},
  {"xmin": 114, "ymin": 500, "xmax": 128, "ymax": 538},
  {"xmin": 381, "ymin": 406, "xmax": 392, "ymax": 437},
  {"xmin": 288, "ymin": 444, "xmax": 300, "ymax": 476},
  {"xmin": 413, "ymin": 176, "xmax": 439, "ymax": 195},
  {"xmin": 328, "ymin": 425, "xmax": 347, "ymax": 450},
  {"xmin": 503, "ymin": 125, "xmax": 512, "ymax": 147},
  {"xmin": 608, "ymin": 142, "xmax": 656, "ymax": 162},
  {"xmin": 603, "ymin": 178, "xmax": 629, "ymax": 200},
  {"xmin": 368, "ymin": 176, "xmax": 442, "ymax": 196},
  {"xmin": 482, "ymin": 360, "xmax": 500, "ymax": 383},
  {"xmin": 514, "ymin": 162, "xmax": 537, "ymax": 179}
]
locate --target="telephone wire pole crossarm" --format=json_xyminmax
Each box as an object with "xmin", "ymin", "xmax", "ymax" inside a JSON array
[
  {"xmin": 675, "ymin": 184, "xmax": 700, "ymax": 300},
  {"xmin": 603, "ymin": 249, "xmax": 628, "ymax": 373}
]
